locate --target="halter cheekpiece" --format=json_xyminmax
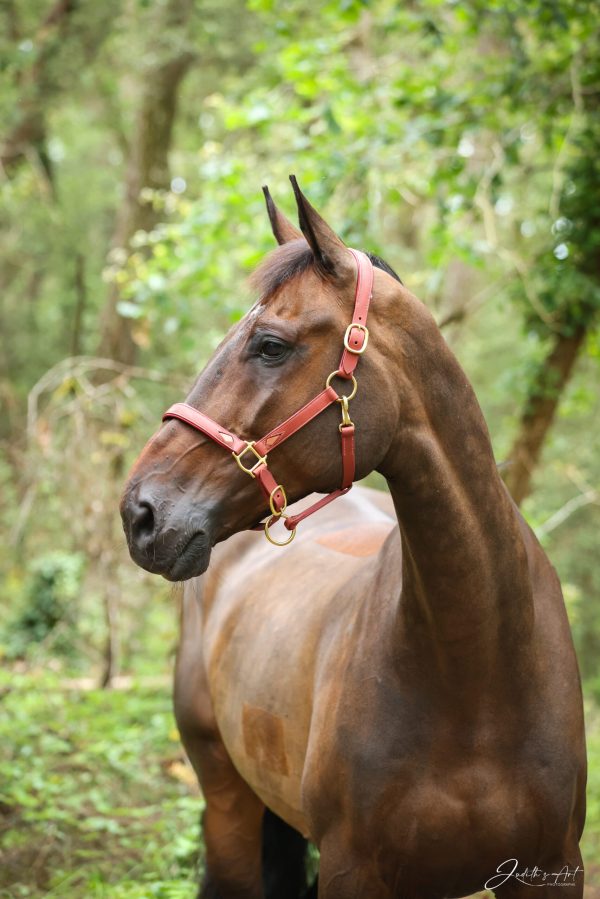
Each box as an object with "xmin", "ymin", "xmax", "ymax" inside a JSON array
[{"xmin": 162, "ymin": 249, "xmax": 374, "ymax": 546}]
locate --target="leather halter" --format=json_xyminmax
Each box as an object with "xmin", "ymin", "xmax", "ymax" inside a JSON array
[{"xmin": 162, "ymin": 249, "xmax": 374, "ymax": 546}]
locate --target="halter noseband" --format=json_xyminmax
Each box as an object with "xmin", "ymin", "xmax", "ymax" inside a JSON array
[{"xmin": 162, "ymin": 249, "xmax": 374, "ymax": 546}]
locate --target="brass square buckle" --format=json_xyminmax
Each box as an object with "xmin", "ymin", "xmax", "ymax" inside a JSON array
[
  {"xmin": 232, "ymin": 441, "xmax": 267, "ymax": 478},
  {"xmin": 343, "ymin": 323, "xmax": 369, "ymax": 354}
]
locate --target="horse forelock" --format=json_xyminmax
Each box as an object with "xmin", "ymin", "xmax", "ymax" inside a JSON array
[
  {"xmin": 248, "ymin": 239, "xmax": 313, "ymax": 300},
  {"xmin": 249, "ymin": 239, "xmax": 402, "ymax": 302}
]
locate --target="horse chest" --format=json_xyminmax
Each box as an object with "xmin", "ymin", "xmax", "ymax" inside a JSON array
[
  {"xmin": 308, "ymin": 735, "xmax": 564, "ymax": 896},
  {"xmin": 303, "ymin": 663, "xmax": 572, "ymax": 880}
]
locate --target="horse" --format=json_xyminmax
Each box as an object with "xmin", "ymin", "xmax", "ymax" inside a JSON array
[{"xmin": 120, "ymin": 177, "xmax": 586, "ymax": 899}]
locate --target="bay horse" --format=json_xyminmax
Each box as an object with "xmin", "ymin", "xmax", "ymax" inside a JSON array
[{"xmin": 120, "ymin": 178, "xmax": 586, "ymax": 899}]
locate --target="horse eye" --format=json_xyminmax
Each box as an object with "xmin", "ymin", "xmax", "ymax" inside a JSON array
[{"xmin": 258, "ymin": 338, "xmax": 288, "ymax": 361}]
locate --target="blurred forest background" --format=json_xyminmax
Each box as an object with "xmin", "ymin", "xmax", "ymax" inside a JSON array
[{"xmin": 0, "ymin": 0, "xmax": 599, "ymax": 896}]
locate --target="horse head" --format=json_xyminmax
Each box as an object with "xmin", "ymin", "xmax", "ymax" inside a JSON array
[{"xmin": 120, "ymin": 178, "xmax": 404, "ymax": 580}]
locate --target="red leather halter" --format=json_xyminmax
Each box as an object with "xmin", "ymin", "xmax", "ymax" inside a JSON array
[{"xmin": 162, "ymin": 249, "xmax": 374, "ymax": 546}]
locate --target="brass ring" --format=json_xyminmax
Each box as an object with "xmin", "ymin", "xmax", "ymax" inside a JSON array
[
  {"xmin": 269, "ymin": 484, "xmax": 288, "ymax": 517},
  {"xmin": 325, "ymin": 370, "xmax": 358, "ymax": 401},
  {"xmin": 264, "ymin": 515, "xmax": 296, "ymax": 546}
]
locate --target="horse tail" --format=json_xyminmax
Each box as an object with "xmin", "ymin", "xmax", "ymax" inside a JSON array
[{"xmin": 262, "ymin": 807, "xmax": 318, "ymax": 898}]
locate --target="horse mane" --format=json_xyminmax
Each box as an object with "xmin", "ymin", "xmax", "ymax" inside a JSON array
[{"xmin": 249, "ymin": 238, "xmax": 402, "ymax": 299}]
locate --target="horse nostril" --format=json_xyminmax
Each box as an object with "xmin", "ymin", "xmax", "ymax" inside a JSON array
[{"xmin": 132, "ymin": 500, "xmax": 155, "ymax": 539}]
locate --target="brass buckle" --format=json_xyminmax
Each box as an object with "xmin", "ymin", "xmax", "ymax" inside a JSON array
[
  {"xmin": 232, "ymin": 441, "xmax": 267, "ymax": 478},
  {"xmin": 325, "ymin": 370, "xmax": 358, "ymax": 401},
  {"xmin": 269, "ymin": 484, "xmax": 288, "ymax": 517},
  {"xmin": 264, "ymin": 514, "xmax": 296, "ymax": 546},
  {"xmin": 265, "ymin": 485, "xmax": 293, "ymax": 545},
  {"xmin": 344, "ymin": 323, "xmax": 369, "ymax": 355}
]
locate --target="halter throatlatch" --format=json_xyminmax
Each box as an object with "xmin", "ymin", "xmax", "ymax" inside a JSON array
[{"xmin": 162, "ymin": 249, "xmax": 374, "ymax": 546}]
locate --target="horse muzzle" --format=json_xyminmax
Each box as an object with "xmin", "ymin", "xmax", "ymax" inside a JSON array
[{"xmin": 120, "ymin": 484, "xmax": 215, "ymax": 581}]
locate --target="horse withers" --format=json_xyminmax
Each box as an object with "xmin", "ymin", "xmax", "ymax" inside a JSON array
[{"xmin": 120, "ymin": 178, "xmax": 586, "ymax": 899}]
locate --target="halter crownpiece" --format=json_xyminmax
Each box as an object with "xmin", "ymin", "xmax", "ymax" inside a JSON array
[{"xmin": 162, "ymin": 248, "xmax": 374, "ymax": 546}]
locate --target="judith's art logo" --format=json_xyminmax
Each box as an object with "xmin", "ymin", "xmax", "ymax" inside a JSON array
[{"xmin": 485, "ymin": 859, "xmax": 583, "ymax": 890}]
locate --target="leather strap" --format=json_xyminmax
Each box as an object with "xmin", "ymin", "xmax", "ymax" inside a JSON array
[
  {"xmin": 163, "ymin": 403, "xmax": 247, "ymax": 455},
  {"xmin": 254, "ymin": 386, "xmax": 338, "ymax": 456},
  {"xmin": 162, "ymin": 249, "xmax": 374, "ymax": 542},
  {"xmin": 253, "ymin": 464, "xmax": 286, "ymax": 515},
  {"xmin": 340, "ymin": 423, "xmax": 355, "ymax": 489},
  {"xmin": 283, "ymin": 486, "xmax": 351, "ymax": 530},
  {"xmin": 338, "ymin": 248, "xmax": 374, "ymax": 378},
  {"xmin": 260, "ymin": 421, "xmax": 355, "ymax": 533}
]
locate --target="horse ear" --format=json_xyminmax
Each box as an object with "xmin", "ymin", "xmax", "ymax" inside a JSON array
[
  {"xmin": 289, "ymin": 175, "xmax": 353, "ymax": 280},
  {"xmin": 262, "ymin": 185, "xmax": 302, "ymax": 245}
]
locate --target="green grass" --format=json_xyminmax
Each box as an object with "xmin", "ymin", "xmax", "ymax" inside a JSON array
[
  {"xmin": 1, "ymin": 669, "xmax": 599, "ymax": 897},
  {"xmin": 0, "ymin": 670, "xmax": 202, "ymax": 898}
]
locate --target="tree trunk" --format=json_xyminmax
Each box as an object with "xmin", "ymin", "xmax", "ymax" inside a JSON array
[
  {"xmin": 98, "ymin": 0, "xmax": 195, "ymax": 364},
  {"xmin": 503, "ymin": 326, "xmax": 586, "ymax": 506},
  {"xmin": 0, "ymin": 0, "xmax": 116, "ymax": 180}
]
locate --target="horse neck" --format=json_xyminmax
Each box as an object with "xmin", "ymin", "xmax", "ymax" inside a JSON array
[{"xmin": 376, "ymin": 302, "xmax": 533, "ymax": 678}]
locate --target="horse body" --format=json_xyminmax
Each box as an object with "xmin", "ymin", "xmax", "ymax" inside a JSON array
[
  {"xmin": 121, "ymin": 180, "xmax": 586, "ymax": 898},
  {"xmin": 175, "ymin": 485, "xmax": 584, "ymax": 898},
  {"xmin": 177, "ymin": 488, "xmax": 395, "ymax": 836}
]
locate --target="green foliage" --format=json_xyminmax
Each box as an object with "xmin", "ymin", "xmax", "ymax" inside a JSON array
[
  {"xmin": 0, "ymin": 671, "xmax": 201, "ymax": 898},
  {"xmin": 2, "ymin": 552, "xmax": 84, "ymax": 660},
  {"xmin": 586, "ymin": 705, "xmax": 600, "ymax": 844},
  {"xmin": 118, "ymin": 0, "xmax": 600, "ymax": 353}
]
